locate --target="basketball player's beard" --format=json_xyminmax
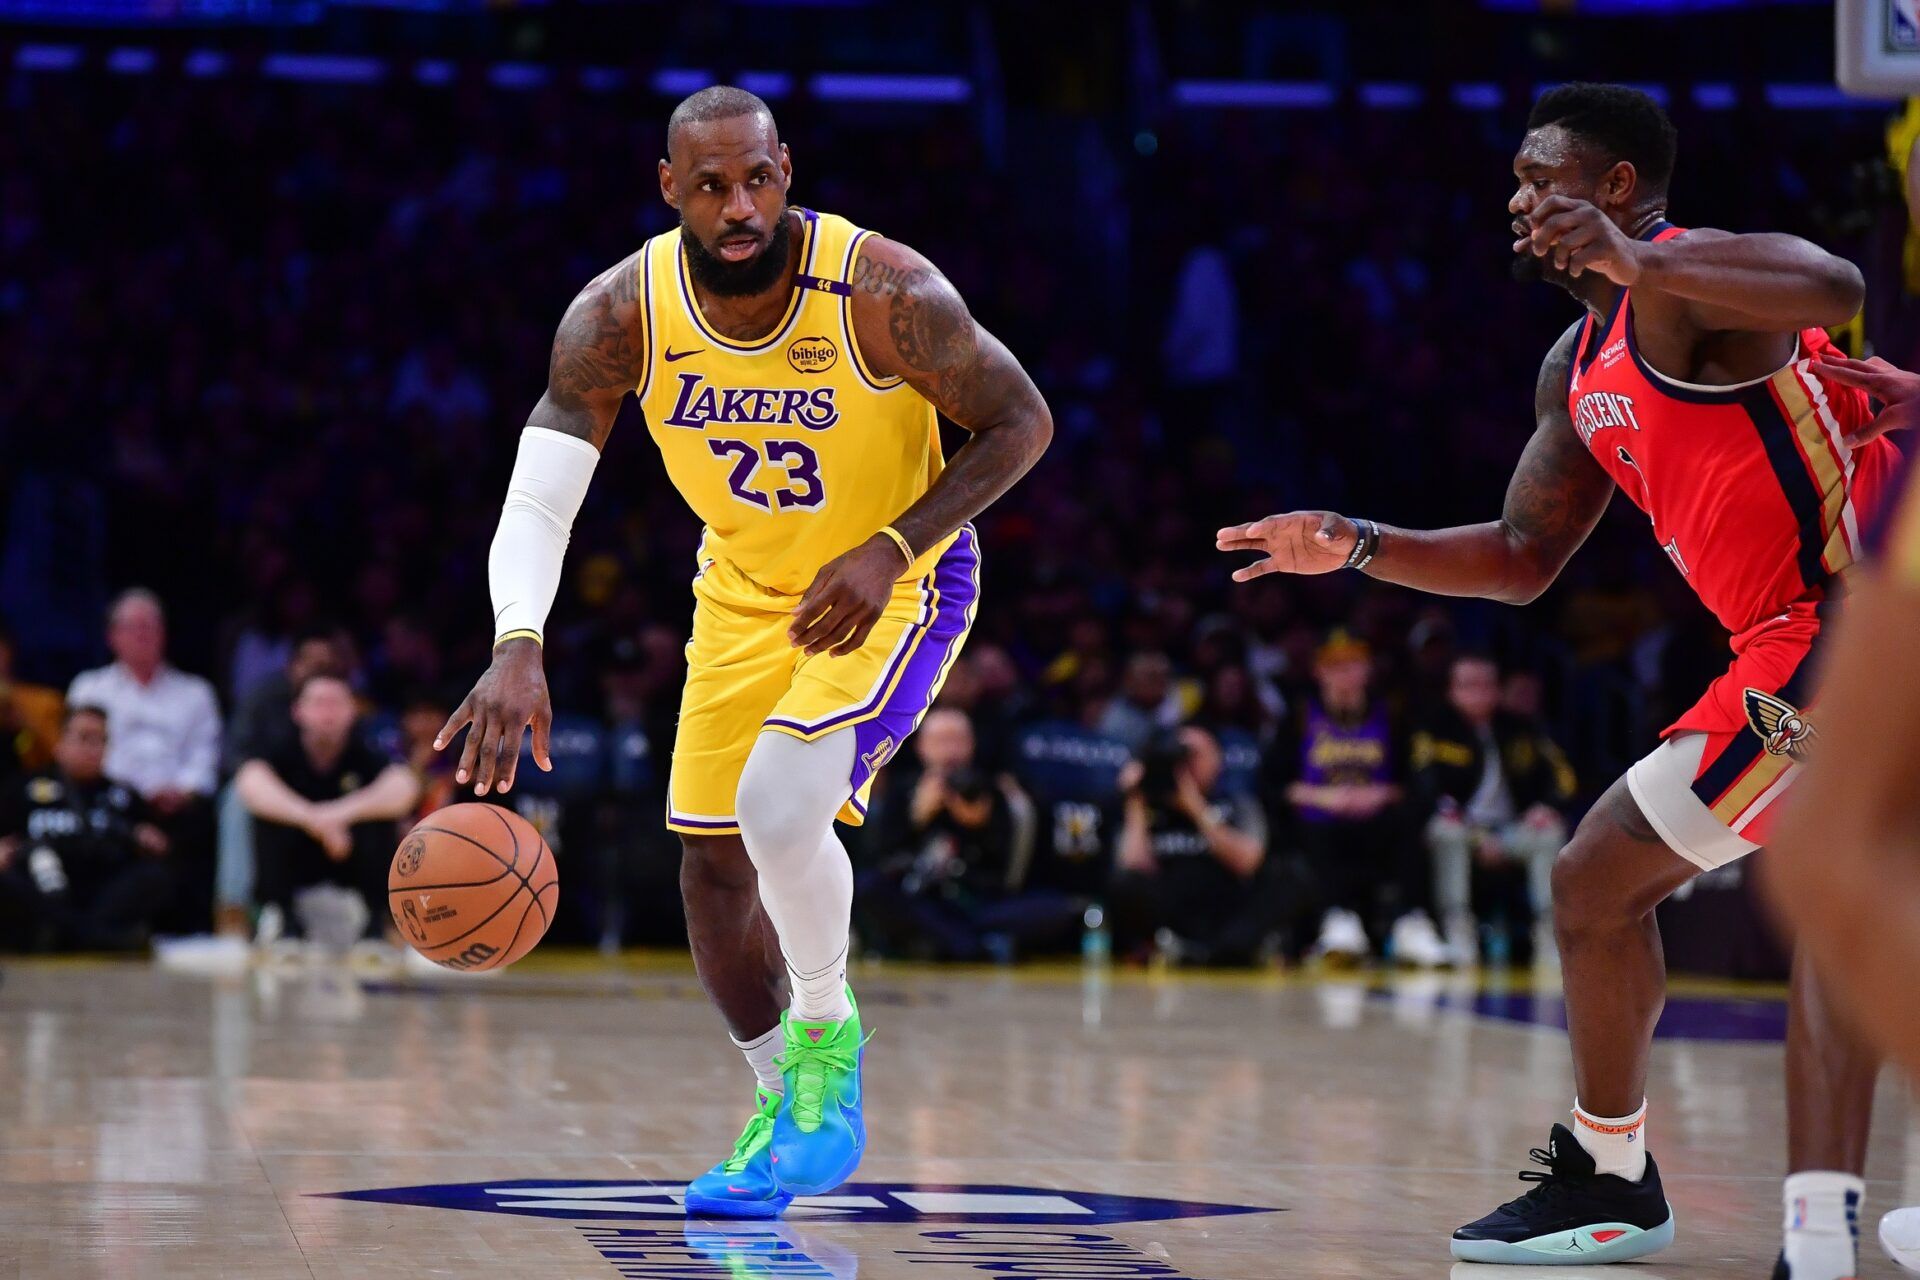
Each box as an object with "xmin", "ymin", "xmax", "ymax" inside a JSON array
[
  {"xmin": 683, "ymin": 209, "xmax": 793, "ymax": 298},
  {"xmin": 1511, "ymin": 247, "xmax": 1582, "ymax": 296},
  {"xmin": 1505, "ymin": 247, "xmax": 1582, "ymax": 297}
]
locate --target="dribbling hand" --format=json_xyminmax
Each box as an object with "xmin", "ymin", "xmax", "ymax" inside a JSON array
[
  {"xmin": 1216, "ymin": 512, "xmax": 1358, "ymax": 581},
  {"xmin": 436, "ymin": 636, "xmax": 553, "ymax": 797}
]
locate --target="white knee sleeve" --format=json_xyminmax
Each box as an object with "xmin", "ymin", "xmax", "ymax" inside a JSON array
[
  {"xmin": 736, "ymin": 730, "xmax": 857, "ymax": 1022},
  {"xmin": 736, "ymin": 730, "xmax": 854, "ymax": 851}
]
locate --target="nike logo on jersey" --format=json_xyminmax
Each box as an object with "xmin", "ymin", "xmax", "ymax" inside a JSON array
[{"xmin": 664, "ymin": 347, "xmax": 704, "ymax": 362}]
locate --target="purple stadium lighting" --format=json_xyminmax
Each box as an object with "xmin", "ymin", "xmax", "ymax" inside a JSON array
[{"xmin": 809, "ymin": 73, "xmax": 971, "ymax": 104}]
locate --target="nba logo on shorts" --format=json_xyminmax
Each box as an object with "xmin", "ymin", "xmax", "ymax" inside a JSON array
[{"xmin": 1891, "ymin": 0, "xmax": 1920, "ymax": 52}]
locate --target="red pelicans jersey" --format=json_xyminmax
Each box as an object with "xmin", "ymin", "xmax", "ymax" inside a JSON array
[{"xmin": 1566, "ymin": 223, "xmax": 1901, "ymax": 751}]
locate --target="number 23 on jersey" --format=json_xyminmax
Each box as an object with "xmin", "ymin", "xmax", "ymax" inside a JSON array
[{"xmin": 706, "ymin": 438, "xmax": 826, "ymax": 511}]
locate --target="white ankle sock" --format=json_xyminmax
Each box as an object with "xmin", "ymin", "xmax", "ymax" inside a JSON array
[
  {"xmin": 731, "ymin": 1026, "xmax": 784, "ymax": 1095},
  {"xmin": 787, "ymin": 943, "xmax": 853, "ymax": 1022},
  {"xmin": 1782, "ymin": 1170, "xmax": 1863, "ymax": 1280},
  {"xmin": 1571, "ymin": 1098, "xmax": 1648, "ymax": 1182}
]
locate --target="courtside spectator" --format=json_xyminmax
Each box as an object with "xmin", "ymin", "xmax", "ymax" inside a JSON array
[
  {"xmin": 1416, "ymin": 653, "xmax": 1577, "ymax": 965},
  {"xmin": 236, "ymin": 672, "xmax": 419, "ymax": 946},
  {"xmin": 68, "ymin": 589, "xmax": 221, "ymax": 932},
  {"xmin": 858, "ymin": 709, "xmax": 1075, "ymax": 960},
  {"xmin": 214, "ymin": 627, "xmax": 351, "ymax": 935},
  {"xmin": 0, "ymin": 706, "xmax": 172, "ymax": 951},
  {"xmin": 1109, "ymin": 725, "xmax": 1272, "ymax": 964},
  {"xmin": 1098, "ymin": 651, "xmax": 1177, "ymax": 754},
  {"xmin": 1270, "ymin": 632, "xmax": 1441, "ymax": 965}
]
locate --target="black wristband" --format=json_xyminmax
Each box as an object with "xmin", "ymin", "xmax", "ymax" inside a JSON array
[{"xmin": 1343, "ymin": 518, "xmax": 1381, "ymax": 572}]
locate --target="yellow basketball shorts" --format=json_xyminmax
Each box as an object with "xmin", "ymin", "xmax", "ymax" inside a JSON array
[{"xmin": 665, "ymin": 525, "xmax": 980, "ymax": 835}]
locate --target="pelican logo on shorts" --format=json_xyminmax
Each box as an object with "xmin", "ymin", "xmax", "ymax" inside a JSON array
[
  {"xmin": 1744, "ymin": 688, "xmax": 1817, "ymax": 761},
  {"xmin": 395, "ymin": 834, "xmax": 426, "ymax": 878},
  {"xmin": 400, "ymin": 899, "xmax": 428, "ymax": 944},
  {"xmin": 786, "ymin": 335, "xmax": 839, "ymax": 374}
]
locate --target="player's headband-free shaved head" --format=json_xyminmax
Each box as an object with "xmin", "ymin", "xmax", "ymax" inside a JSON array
[
  {"xmin": 1527, "ymin": 82, "xmax": 1677, "ymax": 196},
  {"xmin": 667, "ymin": 84, "xmax": 779, "ymax": 153}
]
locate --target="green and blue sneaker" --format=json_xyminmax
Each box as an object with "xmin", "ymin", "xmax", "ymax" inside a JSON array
[
  {"xmin": 684, "ymin": 1088, "xmax": 793, "ymax": 1219},
  {"xmin": 769, "ymin": 989, "xmax": 867, "ymax": 1196}
]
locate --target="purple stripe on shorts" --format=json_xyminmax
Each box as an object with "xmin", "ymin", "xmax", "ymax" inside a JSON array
[
  {"xmin": 843, "ymin": 526, "xmax": 980, "ymax": 802},
  {"xmin": 764, "ymin": 525, "xmax": 978, "ymax": 742},
  {"xmin": 668, "ymin": 812, "xmax": 741, "ymax": 830}
]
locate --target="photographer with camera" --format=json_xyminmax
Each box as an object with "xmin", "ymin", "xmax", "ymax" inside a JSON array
[
  {"xmin": 857, "ymin": 708, "xmax": 1076, "ymax": 961},
  {"xmin": 1109, "ymin": 724, "xmax": 1271, "ymax": 964}
]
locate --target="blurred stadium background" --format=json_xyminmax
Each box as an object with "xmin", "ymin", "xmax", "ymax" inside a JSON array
[{"xmin": 0, "ymin": 0, "xmax": 1911, "ymax": 974}]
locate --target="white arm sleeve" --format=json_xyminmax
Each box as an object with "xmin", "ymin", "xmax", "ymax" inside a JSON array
[{"xmin": 488, "ymin": 426, "xmax": 601, "ymax": 643}]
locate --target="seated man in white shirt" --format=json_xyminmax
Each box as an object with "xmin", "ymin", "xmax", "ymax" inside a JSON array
[{"xmin": 68, "ymin": 588, "xmax": 223, "ymax": 932}]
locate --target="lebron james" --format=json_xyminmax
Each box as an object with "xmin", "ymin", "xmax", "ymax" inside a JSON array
[{"xmin": 435, "ymin": 86, "xmax": 1051, "ymax": 1216}]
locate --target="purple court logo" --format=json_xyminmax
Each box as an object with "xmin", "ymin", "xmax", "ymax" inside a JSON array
[{"xmin": 319, "ymin": 1179, "xmax": 1275, "ymax": 1226}]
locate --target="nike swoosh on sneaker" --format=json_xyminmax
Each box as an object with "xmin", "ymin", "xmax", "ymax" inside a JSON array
[{"xmin": 665, "ymin": 347, "xmax": 704, "ymax": 362}]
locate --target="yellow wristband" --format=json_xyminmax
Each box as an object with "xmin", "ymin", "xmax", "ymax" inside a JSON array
[
  {"xmin": 494, "ymin": 628, "xmax": 543, "ymax": 648},
  {"xmin": 877, "ymin": 525, "xmax": 915, "ymax": 567}
]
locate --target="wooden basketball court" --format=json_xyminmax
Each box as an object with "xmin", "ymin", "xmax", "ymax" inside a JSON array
[{"xmin": 0, "ymin": 954, "xmax": 1912, "ymax": 1278}]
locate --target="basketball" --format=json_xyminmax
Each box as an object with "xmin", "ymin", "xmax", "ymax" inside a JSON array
[{"xmin": 388, "ymin": 803, "xmax": 558, "ymax": 972}]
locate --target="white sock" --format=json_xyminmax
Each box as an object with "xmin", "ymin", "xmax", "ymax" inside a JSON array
[
  {"xmin": 785, "ymin": 934, "xmax": 853, "ymax": 1023},
  {"xmin": 1571, "ymin": 1098, "xmax": 1648, "ymax": 1182},
  {"xmin": 735, "ymin": 728, "xmax": 857, "ymax": 1027},
  {"xmin": 1782, "ymin": 1171, "xmax": 1863, "ymax": 1280},
  {"xmin": 731, "ymin": 1026, "xmax": 784, "ymax": 1095}
]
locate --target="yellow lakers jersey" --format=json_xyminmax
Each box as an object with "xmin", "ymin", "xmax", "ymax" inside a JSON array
[{"xmin": 634, "ymin": 209, "xmax": 952, "ymax": 596}]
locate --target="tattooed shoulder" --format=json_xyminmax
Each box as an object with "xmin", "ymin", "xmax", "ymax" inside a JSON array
[
  {"xmin": 547, "ymin": 254, "xmax": 646, "ymax": 414},
  {"xmin": 1501, "ymin": 319, "xmax": 1613, "ymax": 555},
  {"xmin": 848, "ymin": 239, "xmax": 972, "ymax": 371},
  {"xmin": 1534, "ymin": 319, "xmax": 1582, "ymax": 420}
]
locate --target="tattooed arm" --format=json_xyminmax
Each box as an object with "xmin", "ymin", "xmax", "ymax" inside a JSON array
[
  {"xmin": 526, "ymin": 251, "xmax": 648, "ymax": 450},
  {"xmin": 847, "ymin": 237, "xmax": 1053, "ymax": 554},
  {"xmin": 786, "ymin": 237, "xmax": 1052, "ymax": 656},
  {"xmin": 1217, "ymin": 322, "xmax": 1613, "ymax": 605},
  {"xmin": 436, "ymin": 252, "xmax": 645, "ymax": 795}
]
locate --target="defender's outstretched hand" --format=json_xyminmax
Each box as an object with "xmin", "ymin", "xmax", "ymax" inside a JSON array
[
  {"xmin": 1814, "ymin": 349, "xmax": 1920, "ymax": 446},
  {"xmin": 1216, "ymin": 512, "xmax": 1358, "ymax": 581},
  {"xmin": 435, "ymin": 636, "xmax": 553, "ymax": 796}
]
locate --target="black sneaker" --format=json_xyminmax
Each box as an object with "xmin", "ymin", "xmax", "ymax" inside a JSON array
[{"xmin": 1451, "ymin": 1123, "xmax": 1676, "ymax": 1264}]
